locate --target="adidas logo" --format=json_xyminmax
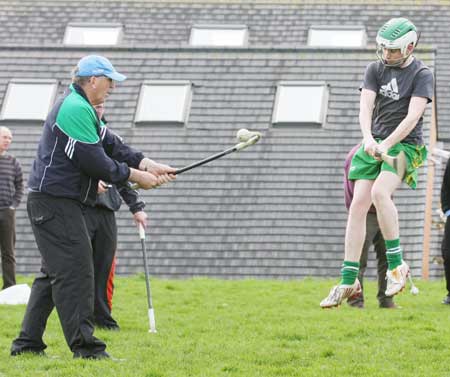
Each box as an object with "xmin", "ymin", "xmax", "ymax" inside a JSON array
[{"xmin": 380, "ymin": 78, "xmax": 399, "ymax": 100}]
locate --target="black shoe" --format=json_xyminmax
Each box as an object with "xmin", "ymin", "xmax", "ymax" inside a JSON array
[
  {"xmin": 11, "ymin": 348, "xmax": 46, "ymax": 357},
  {"xmin": 73, "ymin": 350, "xmax": 110, "ymax": 360},
  {"xmin": 347, "ymin": 299, "xmax": 364, "ymax": 308},
  {"xmin": 442, "ymin": 296, "xmax": 450, "ymax": 305},
  {"xmin": 96, "ymin": 323, "xmax": 120, "ymax": 331},
  {"xmin": 347, "ymin": 291, "xmax": 364, "ymax": 308},
  {"xmin": 379, "ymin": 301, "xmax": 400, "ymax": 309},
  {"xmin": 95, "ymin": 318, "xmax": 120, "ymax": 331}
]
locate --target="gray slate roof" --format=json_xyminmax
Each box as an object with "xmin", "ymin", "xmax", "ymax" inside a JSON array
[{"xmin": 0, "ymin": 0, "xmax": 445, "ymax": 280}]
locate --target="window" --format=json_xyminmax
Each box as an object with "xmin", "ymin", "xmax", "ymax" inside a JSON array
[
  {"xmin": 63, "ymin": 23, "xmax": 123, "ymax": 46},
  {"xmin": 0, "ymin": 79, "xmax": 58, "ymax": 121},
  {"xmin": 272, "ymin": 82, "xmax": 329, "ymax": 126},
  {"xmin": 190, "ymin": 24, "xmax": 248, "ymax": 47},
  {"xmin": 308, "ymin": 25, "xmax": 367, "ymax": 47},
  {"xmin": 135, "ymin": 81, "xmax": 193, "ymax": 124}
]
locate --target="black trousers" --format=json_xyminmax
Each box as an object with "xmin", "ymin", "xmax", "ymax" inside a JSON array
[
  {"xmin": 442, "ymin": 218, "xmax": 450, "ymax": 295},
  {"xmin": 84, "ymin": 206, "xmax": 118, "ymax": 328},
  {"xmin": 0, "ymin": 208, "xmax": 16, "ymax": 289},
  {"xmin": 11, "ymin": 192, "xmax": 106, "ymax": 357}
]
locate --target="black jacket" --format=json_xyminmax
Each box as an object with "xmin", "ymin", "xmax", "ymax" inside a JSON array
[
  {"xmin": 441, "ymin": 158, "xmax": 450, "ymax": 214},
  {"xmin": 28, "ymin": 84, "xmax": 144, "ymax": 205}
]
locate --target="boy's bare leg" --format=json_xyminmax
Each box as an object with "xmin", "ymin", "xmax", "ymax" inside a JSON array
[
  {"xmin": 371, "ymin": 171, "xmax": 402, "ymax": 240},
  {"xmin": 345, "ymin": 179, "xmax": 374, "ymax": 262},
  {"xmin": 320, "ymin": 179, "xmax": 373, "ymax": 308},
  {"xmin": 371, "ymin": 170, "xmax": 408, "ymax": 296}
]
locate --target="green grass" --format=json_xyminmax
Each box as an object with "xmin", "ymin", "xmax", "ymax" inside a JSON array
[{"xmin": 1, "ymin": 276, "xmax": 450, "ymax": 377}]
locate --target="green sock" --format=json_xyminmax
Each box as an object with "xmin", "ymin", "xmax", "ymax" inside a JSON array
[
  {"xmin": 385, "ymin": 238, "xmax": 403, "ymax": 270},
  {"xmin": 339, "ymin": 261, "xmax": 360, "ymax": 285}
]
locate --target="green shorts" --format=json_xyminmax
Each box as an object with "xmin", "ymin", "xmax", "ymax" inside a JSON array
[{"xmin": 348, "ymin": 141, "xmax": 427, "ymax": 189}]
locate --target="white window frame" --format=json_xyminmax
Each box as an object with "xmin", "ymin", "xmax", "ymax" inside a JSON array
[
  {"xmin": 189, "ymin": 24, "xmax": 248, "ymax": 47},
  {"xmin": 307, "ymin": 25, "xmax": 367, "ymax": 47},
  {"xmin": 63, "ymin": 23, "xmax": 123, "ymax": 46},
  {"xmin": 272, "ymin": 81, "xmax": 329, "ymax": 126},
  {"xmin": 134, "ymin": 81, "xmax": 193, "ymax": 125},
  {"xmin": 0, "ymin": 79, "xmax": 58, "ymax": 121}
]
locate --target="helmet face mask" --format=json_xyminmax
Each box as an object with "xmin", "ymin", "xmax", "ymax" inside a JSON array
[{"xmin": 376, "ymin": 18, "xmax": 418, "ymax": 67}]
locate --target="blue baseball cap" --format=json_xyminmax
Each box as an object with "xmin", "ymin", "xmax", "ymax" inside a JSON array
[{"xmin": 76, "ymin": 55, "xmax": 126, "ymax": 82}]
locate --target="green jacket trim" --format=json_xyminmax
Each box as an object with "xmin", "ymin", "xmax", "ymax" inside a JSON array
[{"xmin": 55, "ymin": 85, "xmax": 100, "ymax": 144}]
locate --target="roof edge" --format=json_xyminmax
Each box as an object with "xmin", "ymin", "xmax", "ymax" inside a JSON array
[{"xmin": 0, "ymin": 44, "xmax": 437, "ymax": 54}]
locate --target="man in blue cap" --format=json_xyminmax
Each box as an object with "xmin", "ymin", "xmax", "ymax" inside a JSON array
[{"xmin": 11, "ymin": 55, "xmax": 175, "ymax": 359}]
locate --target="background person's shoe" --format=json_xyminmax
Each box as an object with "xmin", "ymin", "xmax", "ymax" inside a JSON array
[
  {"xmin": 385, "ymin": 261, "xmax": 409, "ymax": 297},
  {"xmin": 379, "ymin": 301, "xmax": 399, "ymax": 309},
  {"xmin": 95, "ymin": 318, "xmax": 120, "ymax": 331},
  {"xmin": 442, "ymin": 296, "xmax": 450, "ymax": 305},
  {"xmin": 347, "ymin": 292, "xmax": 364, "ymax": 308},
  {"xmin": 320, "ymin": 279, "xmax": 361, "ymax": 308},
  {"xmin": 96, "ymin": 323, "xmax": 120, "ymax": 331}
]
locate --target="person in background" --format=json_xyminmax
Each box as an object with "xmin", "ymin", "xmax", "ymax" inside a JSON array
[
  {"xmin": 0, "ymin": 126, "xmax": 24, "ymax": 290},
  {"xmin": 440, "ymin": 157, "xmax": 450, "ymax": 304},
  {"xmin": 87, "ymin": 102, "xmax": 148, "ymax": 329}
]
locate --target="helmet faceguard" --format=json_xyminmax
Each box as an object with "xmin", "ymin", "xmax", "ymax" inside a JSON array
[{"xmin": 376, "ymin": 18, "xmax": 418, "ymax": 67}]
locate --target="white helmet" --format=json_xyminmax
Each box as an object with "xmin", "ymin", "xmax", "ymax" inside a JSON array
[{"xmin": 376, "ymin": 18, "xmax": 418, "ymax": 67}]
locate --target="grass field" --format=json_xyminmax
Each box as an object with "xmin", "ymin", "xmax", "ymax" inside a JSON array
[{"xmin": 1, "ymin": 276, "xmax": 450, "ymax": 377}]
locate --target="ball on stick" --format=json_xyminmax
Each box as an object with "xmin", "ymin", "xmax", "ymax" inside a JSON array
[{"xmin": 236, "ymin": 128, "xmax": 262, "ymax": 142}]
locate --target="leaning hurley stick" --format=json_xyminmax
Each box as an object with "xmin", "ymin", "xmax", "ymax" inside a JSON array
[
  {"xmin": 138, "ymin": 224, "xmax": 157, "ymax": 333},
  {"xmin": 374, "ymin": 150, "xmax": 407, "ymax": 180}
]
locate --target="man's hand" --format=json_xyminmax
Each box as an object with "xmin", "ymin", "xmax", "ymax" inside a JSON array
[
  {"xmin": 133, "ymin": 211, "xmax": 148, "ymax": 228},
  {"xmin": 97, "ymin": 180, "xmax": 112, "ymax": 194},
  {"xmin": 129, "ymin": 168, "xmax": 159, "ymax": 189},
  {"xmin": 129, "ymin": 168, "xmax": 175, "ymax": 190},
  {"xmin": 139, "ymin": 158, "xmax": 176, "ymax": 176}
]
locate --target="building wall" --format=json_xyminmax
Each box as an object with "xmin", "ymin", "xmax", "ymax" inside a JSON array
[{"xmin": 0, "ymin": 0, "xmax": 444, "ymax": 279}]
